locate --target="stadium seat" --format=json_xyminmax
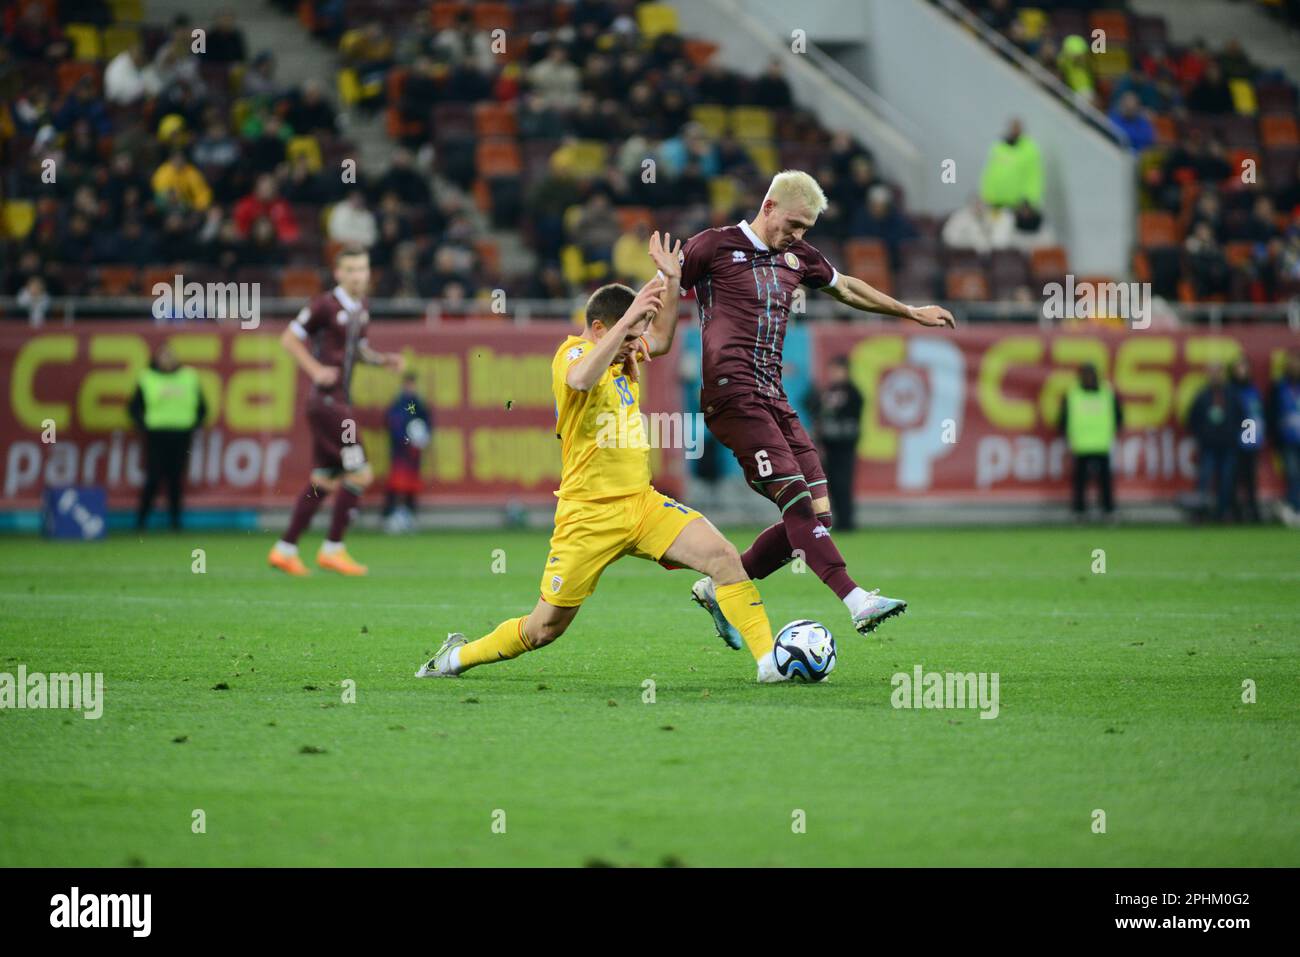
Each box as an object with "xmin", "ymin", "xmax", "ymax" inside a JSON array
[
  {"xmin": 1260, "ymin": 114, "xmax": 1300, "ymax": 148},
  {"xmin": 1256, "ymin": 83, "xmax": 1297, "ymax": 115},
  {"xmin": 64, "ymin": 24, "xmax": 103, "ymax": 61},
  {"xmin": 707, "ymin": 176, "xmax": 739, "ymax": 213},
  {"xmin": 1017, "ymin": 8, "xmax": 1048, "ymax": 41},
  {"xmin": 845, "ymin": 238, "xmax": 888, "ymax": 278},
  {"xmin": 1151, "ymin": 114, "xmax": 1179, "ymax": 146},
  {"xmin": 58, "ymin": 61, "xmax": 98, "ymax": 94},
  {"xmin": 472, "ymin": 2, "xmax": 513, "ymax": 29},
  {"xmin": 280, "ymin": 268, "xmax": 324, "ymax": 298},
  {"xmin": 689, "ymin": 105, "xmax": 728, "ymax": 137},
  {"xmin": 1089, "ymin": 11, "xmax": 1130, "ymax": 44},
  {"xmin": 683, "ymin": 39, "xmax": 718, "ymax": 67},
  {"xmin": 474, "ymin": 102, "xmax": 517, "ymax": 138},
  {"xmin": 433, "ymin": 103, "xmax": 476, "ymax": 142},
  {"xmin": 636, "ymin": 3, "xmax": 681, "ymax": 40},
  {"xmin": 2, "ymin": 200, "xmax": 36, "ymax": 240},
  {"xmin": 989, "ymin": 249, "xmax": 1031, "ymax": 291},
  {"xmin": 141, "ymin": 267, "xmax": 180, "ymax": 295},
  {"xmin": 109, "ymin": 0, "xmax": 145, "ymax": 22},
  {"xmin": 549, "ymin": 140, "xmax": 606, "ymax": 178},
  {"xmin": 1138, "ymin": 211, "xmax": 1179, "ymax": 249},
  {"xmin": 476, "ymin": 140, "xmax": 522, "ymax": 178},
  {"xmin": 1224, "ymin": 242, "xmax": 1255, "ymax": 268},
  {"xmin": 946, "ymin": 269, "xmax": 990, "ymax": 302},
  {"xmin": 431, "ymin": 2, "xmax": 468, "ymax": 30},
  {"xmin": 1217, "ymin": 114, "xmax": 1259, "ymax": 149},
  {"xmin": 1229, "ymin": 79, "xmax": 1258, "ymax": 116},
  {"xmin": 1131, "ymin": 14, "xmax": 1168, "ymax": 52},
  {"xmin": 1029, "ymin": 246, "xmax": 1069, "ymax": 283},
  {"xmin": 744, "ymin": 143, "xmax": 778, "ymax": 177},
  {"xmin": 1091, "ymin": 48, "xmax": 1131, "ymax": 81},
  {"xmin": 287, "ymin": 136, "xmax": 323, "ymax": 172},
  {"xmin": 101, "ymin": 25, "xmax": 139, "ymax": 59},
  {"xmin": 96, "ymin": 266, "xmax": 139, "ymax": 296},
  {"xmin": 616, "ymin": 207, "xmax": 655, "ymax": 233},
  {"xmin": 730, "ymin": 106, "xmax": 774, "ymax": 142},
  {"xmin": 336, "ymin": 68, "xmax": 362, "ymax": 106}
]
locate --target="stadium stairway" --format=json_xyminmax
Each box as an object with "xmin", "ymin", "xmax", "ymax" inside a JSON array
[
  {"xmin": 144, "ymin": 0, "xmax": 394, "ymax": 174},
  {"xmin": 1130, "ymin": 0, "xmax": 1300, "ymax": 88}
]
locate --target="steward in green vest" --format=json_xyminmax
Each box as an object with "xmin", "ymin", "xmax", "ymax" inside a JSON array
[
  {"xmin": 1058, "ymin": 363, "xmax": 1123, "ymax": 520},
  {"xmin": 129, "ymin": 345, "xmax": 207, "ymax": 530}
]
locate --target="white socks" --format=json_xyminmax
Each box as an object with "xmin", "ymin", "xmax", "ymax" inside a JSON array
[
  {"xmin": 320, "ymin": 540, "xmax": 344, "ymax": 555},
  {"xmin": 843, "ymin": 587, "xmax": 873, "ymax": 619},
  {"xmin": 447, "ymin": 647, "xmax": 463, "ymax": 676},
  {"xmin": 275, "ymin": 540, "xmax": 298, "ymax": 556},
  {"xmin": 756, "ymin": 652, "xmax": 782, "ymax": 683}
]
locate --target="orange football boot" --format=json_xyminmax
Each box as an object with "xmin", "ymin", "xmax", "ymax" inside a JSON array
[
  {"xmin": 316, "ymin": 547, "xmax": 368, "ymax": 576},
  {"xmin": 268, "ymin": 547, "xmax": 310, "ymax": 576}
]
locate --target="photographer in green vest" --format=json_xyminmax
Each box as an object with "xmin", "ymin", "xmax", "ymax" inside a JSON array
[
  {"xmin": 1058, "ymin": 363, "xmax": 1123, "ymax": 521},
  {"xmin": 129, "ymin": 344, "xmax": 207, "ymax": 530}
]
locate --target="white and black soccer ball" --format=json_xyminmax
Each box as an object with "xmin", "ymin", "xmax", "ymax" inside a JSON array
[{"xmin": 772, "ymin": 620, "xmax": 837, "ymax": 682}]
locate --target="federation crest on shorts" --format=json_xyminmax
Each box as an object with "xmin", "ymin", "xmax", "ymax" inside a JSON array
[
  {"xmin": 784, "ymin": 252, "xmax": 800, "ymax": 269},
  {"xmin": 551, "ymin": 575, "xmax": 563, "ymax": 592}
]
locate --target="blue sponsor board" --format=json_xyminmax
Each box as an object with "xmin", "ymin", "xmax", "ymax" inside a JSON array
[{"xmin": 42, "ymin": 487, "xmax": 108, "ymax": 540}]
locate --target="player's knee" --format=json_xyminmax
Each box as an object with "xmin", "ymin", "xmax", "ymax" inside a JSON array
[
  {"xmin": 527, "ymin": 619, "xmax": 566, "ymax": 647},
  {"xmin": 704, "ymin": 537, "xmax": 744, "ymax": 581}
]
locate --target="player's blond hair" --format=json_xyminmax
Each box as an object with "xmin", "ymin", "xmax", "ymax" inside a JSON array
[{"xmin": 764, "ymin": 170, "xmax": 829, "ymax": 217}]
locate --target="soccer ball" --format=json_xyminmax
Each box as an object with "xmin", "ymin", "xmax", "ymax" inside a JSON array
[{"xmin": 772, "ymin": 620, "xmax": 837, "ymax": 682}]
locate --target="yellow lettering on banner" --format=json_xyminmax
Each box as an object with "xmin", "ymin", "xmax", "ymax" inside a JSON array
[
  {"xmin": 228, "ymin": 335, "xmax": 293, "ymax": 430},
  {"xmin": 431, "ymin": 428, "xmax": 463, "ymax": 481},
  {"xmin": 468, "ymin": 349, "xmax": 552, "ymax": 409},
  {"xmin": 1040, "ymin": 337, "xmax": 1109, "ymax": 427},
  {"xmin": 11, "ymin": 335, "xmax": 76, "ymax": 431},
  {"xmin": 80, "ymin": 335, "xmax": 149, "ymax": 431},
  {"xmin": 1114, "ymin": 337, "xmax": 1175, "ymax": 429},
  {"xmin": 167, "ymin": 334, "xmax": 223, "ymax": 426},
  {"xmin": 361, "ymin": 428, "xmax": 387, "ymax": 475},
  {"xmin": 979, "ymin": 336, "xmax": 1043, "ymax": 430},
  {"xmin": 471, "ymin": 428, "xmax": 561, "ymax": 485},
  {"xmin": 851, "ymin": 335, "xmax": 905, "ymax": 461},
  {"xmin": 1176, "ymin": 337, "xmax": 1242, "ymax": 422}
]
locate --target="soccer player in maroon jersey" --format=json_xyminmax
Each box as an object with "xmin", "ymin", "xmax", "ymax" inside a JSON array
[
  {"xmin": 681, "ymin": 171, "xmax": 955, "ymax": 644},
  {"xmin": 267, "ymin": 247, "xmax": 404, "ymax": 576}
]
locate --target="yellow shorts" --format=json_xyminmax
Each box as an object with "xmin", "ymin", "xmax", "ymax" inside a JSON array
[{"xmin": 539, "ymin": 486, "xmax": 702, "ymax": 607}]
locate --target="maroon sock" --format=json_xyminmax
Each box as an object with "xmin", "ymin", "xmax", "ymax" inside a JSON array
[
  {"xmin": 741, "ymin": 522, "xmax": 794, "ymax": 580},
  {"xmin": 327, "ymin": 483, "xmax": 362, "ymax": 542},
  {"xmin": 775, "ymin": 483, "xmax": 858, "ymax": 600},
  {"xmin": 283, "ymin": 482, "xmax": 329, "ymax": 545}
]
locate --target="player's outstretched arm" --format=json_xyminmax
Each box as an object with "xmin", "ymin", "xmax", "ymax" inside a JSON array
[
  {"xmin": 566, "ymin": 275, "xmax": 665, "ymax": 391},
  {"xmin": 826, "ymin": 274, "xmax": 956, "ymax": 328},
  {"xmin": 280, "ymin": 324, "xmax": 339, "ymax": 387},
  {"xmin": 359, "ymin": 342, "xmax": 406, "ymax": 372},
  {"xmin": 643, "ymin": 230, "xmax": 684, "ymax": 358}
]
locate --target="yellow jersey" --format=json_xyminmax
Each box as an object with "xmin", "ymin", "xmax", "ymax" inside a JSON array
[{"xmin": 551, "ymin": 334, "xmax": 651, "ymax": 501}]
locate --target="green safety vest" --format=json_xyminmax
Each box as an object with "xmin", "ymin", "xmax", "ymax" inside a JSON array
[
  {"xmin": 139, "ymin": 367, "xmax": 202, "ymax": 430},
  {"xmin": 1066, "ymin": 385, "xmax": 1116, "ymax": 454}
]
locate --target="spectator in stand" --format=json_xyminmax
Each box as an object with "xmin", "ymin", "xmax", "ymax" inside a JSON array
[
  {"xmin": 753, "ymin": 59, "xmax": 793, "ymax": 109},
  {"xmin": 849, "ymin": 185, "xmax": 917, "ymax": 270},
  {"xmin": 1229, "ymin": 356, "xmax": 1265, "ymax": 522},
  {"xmin": 339, "ymin": 23, "xmax": 394, "ymax": 109},
  {"xmin": 1057, "ymin": 35, "xmax": 1094, "ymax": 99},
  {"xmin": 192, "ymin": 116, "xmax": 241, "ymax": 199},
  {"xmin": 54, "ymin": 75, "xmax": 111, "ymax": 137},
  {"xmin": 234, "ymin": 174, "xmax": 300, "ymax": 243},
  {"xmin": 612, "ymin": 221, "xmax": 658, "ymax": 285},
  {"xmin": 980, "ymin": 118, "xmax": 1044, "ymax": 212},
  {"xmin": 528, "ymin": 44, "xmax": 581, "ymax": 111},
  {"xmin": 1186, "ymin": 60, "xmax": 1234, "ymax": 114},
  {"xmin": 433, "ymin": 9, "xmax": 496, "ymax": 71},
  {"xmin": 153, "ymin": 15, "xmax": 205, "ymax": 93},
  {"xmin": 243, "ymin": 111, "xmax": 291, "ymax": 173},
  {"xmin": 7, "ymin": 3, "xmax": 68, "ymax": 61},
  {"xmin": 1109, "ymin": 91, "xmax": 1155, "ymax": 153},
  {"xmin": 243, "ymin": 51, "xmax": 281, "ymax": 98},
  {"xmin": 1268, "ymin": 351, "xmax": 1300, "ymax": 524},
  {"xmin": 17, "ymin": 276, "xmax": 51, "ymax": 325},
  {"xmin": 152, "ymin": 149, "xmax": 213, "ymax": 213},
  {"xmin": 104, "ymin": 41, "xmax": 162, "ymax": 105},
  {"xmin": 1009, "ymin": 199, "xmax": 1057, "ymax": 253},
  {"xmin": 660, "ymin": 122, "xmax": 719, "ymax": 180},
  {"xmin": 284, "ymin": 80, "xmax": 337, "ymax": 136},
  {"xmin": 1188, "ymin": 364, "xmax": 1245, "ymax": 521},
  {"xmin": 1184, "ymin": 221, "xmax": 1231, "ymax": 298},
  {"xmin": 374, "ymin": 148, "xmax": 431, "ymax": 208},
  {"xmin": 328, "ymin": 190, "xmax": 378, "ymax": 249},
  {"xmin": 573, "ymin": 192, "xmax": 621, "ymax": 266},
  {"xmin": 1274, "ymin": 157, "xmax": 1300, "ymax": 219},
  {"xmin": 282, "ymin": 150, "xmax": 332, "ymax": 204},
  {"xmin": 978, "ymin": 0, "xmax": 1016, "ymax": 33},
  {"xmin": 245, "ymin": 216, "xmax": 287, "ymax": 266},
  {"xmin": 1235, "ymin": 195, "xmax": 1283, "ymax": 244},
  {"xmin": 205, "ymin": 10, "xmax": 248, "ymax": 64},
  {"xmin": 942, "ymin": 195, "xmax": 1013, "ymax": 254}
]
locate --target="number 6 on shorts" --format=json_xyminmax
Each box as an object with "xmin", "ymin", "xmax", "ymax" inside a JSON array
[{"xmin": 755, "ymin": 449, "xmax": 772, "ymax": 477}]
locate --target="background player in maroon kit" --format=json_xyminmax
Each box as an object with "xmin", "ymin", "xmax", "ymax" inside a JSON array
[
  {"xmin": 268, "ymin": 247, "xmax": 405, "ymax": 576},
  {"xmin": 681, "ymin": 171, "xmax": 955, "ymax": 645}
]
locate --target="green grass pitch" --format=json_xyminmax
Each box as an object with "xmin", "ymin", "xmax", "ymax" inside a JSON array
[{"xmin": 1, "ymin": 525, "xmax": 1297, "ymax": 867}]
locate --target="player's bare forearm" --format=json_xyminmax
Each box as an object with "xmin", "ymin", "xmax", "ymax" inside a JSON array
[
  {"xmin": 644, "ymin": 231, "xmax": 684, "ymax": 356},
  {"xmin": 360, "ymin": 344, "xmax": 404, "ymax": 370},
  {"xmin": 281, "ymin": 326, "xmax": 325, "ymax": 379},
  {"xmin": 828, "ymin": 275, "xmax": 956, "ymax": 328},
  {"xmin": 567, "ymin": 276, "xmax": 665, "ymax": 391}
]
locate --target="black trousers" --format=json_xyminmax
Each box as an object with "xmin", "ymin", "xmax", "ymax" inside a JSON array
[
  {"xmin": 1234, "ymin": 449, "xmax": 1260, "ymax": 522},
  {"xmin": 137, "ymin": 430, "xmax": 193, "ymax": 530},
  {"xmin": 823, "ymin": 441, "xmax": 858, "ymax": 530},
  {"xmin": 1071, "ymin": 453, "xmax": 1113, "ymax": 514}
]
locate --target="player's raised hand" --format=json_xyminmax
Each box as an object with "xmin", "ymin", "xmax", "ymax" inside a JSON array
[
  {"xmin": 910, "ymin": 305, "xmax": 957, "ymax": 329},
  {"xmin": 648, "ymin": 231, "xmax": 682, "ymax": 280},
  {"xmin": 313, "ymin": 365, "xmax": 340, "ymax": 386},
  {"xmin": 623, "ymin": 274, "xmax": 666, "ymax": 324}
]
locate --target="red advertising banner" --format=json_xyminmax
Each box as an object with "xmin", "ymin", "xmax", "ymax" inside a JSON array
[
  {"xmin": 810, "ymin": 324, "xmax": 1298, "ymax": 500},
  {"xmin": 0, "ymin": 321, "xmax": 686, "ymax": 510},
  {"xmin": 1, "ymin": 322, "xmax": 1296, "ymax": 510}
]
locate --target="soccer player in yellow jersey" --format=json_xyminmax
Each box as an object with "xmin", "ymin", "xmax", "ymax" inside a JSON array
[{"xmin": 417, "ymin": 232, "xmax": 790, "ymax": 683}]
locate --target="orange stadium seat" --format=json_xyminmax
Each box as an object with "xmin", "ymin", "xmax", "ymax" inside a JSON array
[
  {"xmin": 97, "ymin": 265, "xmax": 139, "ymax": 296},
  {"xmin": 1138, "ymin": 211, "xmax": 1179, "ymax": 248},
  {"xmin": 280, "ymin": 267, "xmax": 324, "ymax": 298},
  {"xmin": 1151, "ymin": 114, "xmax": 1179, "ymax": 146},
  {"xmin": 1260, "ymin": 114, "xmax": 1300, "ymax": 147},
  {"xmin": 476, "ymin": 140, "xmax": 521, "ymax": 178},
  {"xmin": 845, "ymin": 238, "xmax": 888, "ymax": 277},
  {"xmin": 58, "ymin": 61, "xmax": 98, "ymax": 93},
  {"xmin": 1030, "ymin": 246, "xmax": 1069, "ymax": 282},
  {"xmin": 616, "ymin": 207, "xmax": 656, "ymax": 234},
  {"xmin": 1224, "ymin": 242, "xmax": 1255, "ymax": 268},
  {"xmin": 1089, "ymin": 11, "xmax": 1130, "ymax": 44},
  {"xmin": 683, "ymin": 39, "xmax": 718, "ymax": 67},
  {"xmin": 472, "ymin": 3, "xmax": 513, "ymax": 29},
  {"xmin": 474, "ymin": 102, "xmax": 517, "ymax": 138},
  {"xmin": 946, "ymin": 269, "xmax": 990, "ymax": 302},
  {"xmin": 431, "ymin": 2, "xmax": 468, "ymax": 30},
  {"xmin": 141, "ymin": 266, "xmax": 180, "ymax": 295}
]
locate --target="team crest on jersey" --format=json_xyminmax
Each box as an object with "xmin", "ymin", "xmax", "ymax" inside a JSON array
[
  {"xmin": 565, "ymin": 346, "xmax": 584, "ymax": 361},
  {"xmin": 784, "ymin": 252, "xmax": 800, "ymax": 269},
  {"xmin": 336, "ymin": 311, "xmax": 349, "ymax": 324}
]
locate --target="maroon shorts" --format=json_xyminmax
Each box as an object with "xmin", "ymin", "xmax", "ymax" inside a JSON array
[
  {"xmin": 704, "ymin": 391, "xmax": 827, "ymax": 503},
  {"xmin": 307, "ymin": 395, "xmax": 367, "ymax": 475}
]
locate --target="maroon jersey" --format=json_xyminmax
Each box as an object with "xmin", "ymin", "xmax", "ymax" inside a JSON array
[
  {"xmin": 680, "ymin": 220, "xmax": 839, "ymax": 404},
  {"xmin": 288, "ymin": 285, "xmax": 371, "ymax": 403}
]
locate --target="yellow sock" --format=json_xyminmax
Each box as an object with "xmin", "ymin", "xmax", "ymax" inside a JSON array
[
  {"xmin": 714, "ymin": 580, "xmax": 775, "ymax": 661},
  {"xmin": 457, "ymin": 616, "xmax": 533, "ymax": 672}
]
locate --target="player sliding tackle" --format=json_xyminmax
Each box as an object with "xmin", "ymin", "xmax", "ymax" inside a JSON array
[
  {"xmin": 418, "ymin": 233, "xmax": 791, "ymax": 682},
  {"xmin": 683, "ymin": 170, "xmax": 956, "ymax": 647}
]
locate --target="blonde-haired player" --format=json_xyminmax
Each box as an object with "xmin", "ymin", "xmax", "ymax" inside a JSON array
[
  {"xmin": 416, "ymin": 233, "xmax": 791, "ymax": 683},
  {"xmin": 680, "ymin": 169, "xmax": 956, "ymax": 647}
]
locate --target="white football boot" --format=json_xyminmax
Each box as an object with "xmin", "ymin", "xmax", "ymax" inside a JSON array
[{"xmin": 415, "ymin": 632, "xmax": 468, "ymax": 678}]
